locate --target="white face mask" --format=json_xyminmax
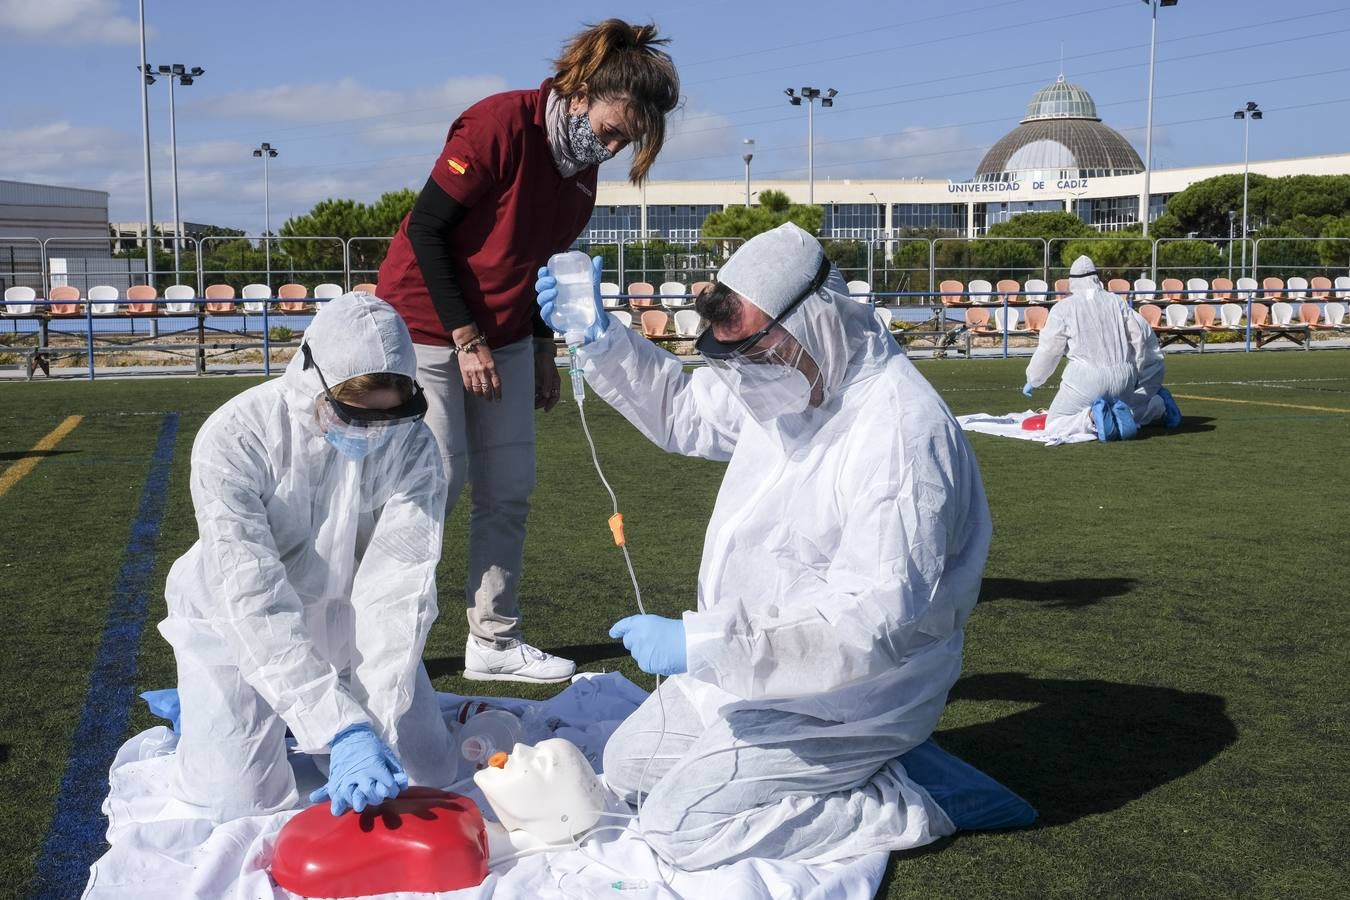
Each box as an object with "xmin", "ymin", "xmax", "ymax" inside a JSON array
[{"xmin": 717, "ymin": 362, "xmax": 814, "ymax": 423}]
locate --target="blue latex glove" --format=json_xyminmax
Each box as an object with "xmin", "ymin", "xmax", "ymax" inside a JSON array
[
  {"xmin": 1022, "ymin": 382, "xmax": 1035, "ymax": 397},
  {"xmin": 609, "ymin": 614, "xmax": 688, "ymax": 676},
  {"xmin": 536, "ymin": 255, "xmax": 608, "ymax": 344},
  {"xmin": 309, "ymin": 724, "xmax": 409, "ymax": 816}
]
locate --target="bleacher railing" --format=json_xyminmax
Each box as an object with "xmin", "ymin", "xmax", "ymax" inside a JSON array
[{"xmin": 3, "ymin": 234, "xmax": 1348, "ymax": 378}]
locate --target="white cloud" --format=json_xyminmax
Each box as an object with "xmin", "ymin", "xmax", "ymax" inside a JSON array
[
  {"xmin": 196, "ymin": 75, "xmax": 509, "ymax": 148},
  {"xmin": 813, "ymin": 126, "xmax": 984, "ymax": 180},
  {"xmin": 0, "ymin": 0, "xmax": 142, "ymax": 44}
]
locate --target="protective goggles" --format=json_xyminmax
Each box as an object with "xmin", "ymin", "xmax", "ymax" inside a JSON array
[
  {"xmin": 694, "ymin": 255, "xmax": 831, "ymax": 362},
  {"xmin": 301, "ymin": 343, "xmax": 428, "ymax": 427}
]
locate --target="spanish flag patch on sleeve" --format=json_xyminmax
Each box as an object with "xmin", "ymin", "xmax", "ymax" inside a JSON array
[{"xmin": 446, "ymin": 157, "xmax": 468, "ymax": 175}]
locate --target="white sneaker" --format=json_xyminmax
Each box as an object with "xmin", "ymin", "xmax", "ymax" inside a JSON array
[{"xmin": 463, "ymin": 637, "xmax": 576, "ymax": 684}]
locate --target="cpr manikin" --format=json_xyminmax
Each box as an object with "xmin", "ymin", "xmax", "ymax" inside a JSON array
[{"xmin": 473, "ymin": 739, "xmax": 607, "ymax": 844}]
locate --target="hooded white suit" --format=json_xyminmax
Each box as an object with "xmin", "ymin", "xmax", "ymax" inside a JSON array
[
  {"xmin": 158, "ymin": 292, "xmax": 457, "ymax": 822},
  {"xmin": 1025, "ymin": 256, "xmax": 1167, "ymax": 437},
  {"xmin": 583, "ymin": 224, "xmax": 991, "ymax": 868}
]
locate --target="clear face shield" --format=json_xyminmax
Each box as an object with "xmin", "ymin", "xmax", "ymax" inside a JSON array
[
  {"xmin": 302, "ymin": 344, "xmax": 428, "ymax": 459},
  {"xmin": 694, "ymin": 257, "xmax": 829, "ymax": 424}
]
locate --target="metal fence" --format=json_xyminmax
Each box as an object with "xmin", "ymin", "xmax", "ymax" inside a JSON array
[{"xmin": 3, "ymin": 233, "xmax": 1348, "ymax": 378}]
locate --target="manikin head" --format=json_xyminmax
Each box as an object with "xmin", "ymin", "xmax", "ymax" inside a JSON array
[{"xmin": 472, "ymin": 738, "xmax": 606, "ymax": 844}]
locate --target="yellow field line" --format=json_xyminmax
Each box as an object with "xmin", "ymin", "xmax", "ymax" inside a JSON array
[
  {"xmin": 1171, "ymin": 394, "xmax": 1350, "ymax": 414},
  {"xmin": 0, "ymin": 415, "xmax": 83, "ymax": 499}
]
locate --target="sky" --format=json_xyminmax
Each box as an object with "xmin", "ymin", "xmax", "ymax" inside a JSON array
[{"xmin": 2, "ymin": 0, "xmax": 1347, "ymax": 232}]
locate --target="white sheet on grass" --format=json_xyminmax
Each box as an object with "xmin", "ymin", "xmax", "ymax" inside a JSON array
[
  {"xmin": 957, "ymin": 410, "xmax": 1095, "ymax": 446},
  {"xmin": 83, "ymin": 672, "xmax": 888, "ymax": 900}
]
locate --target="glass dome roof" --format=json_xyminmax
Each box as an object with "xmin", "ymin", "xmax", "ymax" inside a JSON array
[
  {"xmin": 1022, "ymin": 76, "xmax": 1100, "ymax": 122},
  {"xmin": 974, "ymin": 78, "xmax": 1143, "ymax": 183}
]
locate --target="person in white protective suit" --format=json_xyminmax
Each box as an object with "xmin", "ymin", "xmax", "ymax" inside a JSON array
[
  {"xmin": 536, "ymin": 222, "xmax": 993, "ymax": 868},
  {"xmin": 158, "ymin": 292, "xmax": 458, "ymax": 823},
  {"xmin": 1023, "ymin": 255, "xmax": 1182, "ymax": 441}
]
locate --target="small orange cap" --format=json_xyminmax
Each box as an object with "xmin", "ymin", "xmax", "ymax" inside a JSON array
[
  {"xmin": 608, "ymin": 513, "xmax": 626, "ymax": 547},
  {"xmin": 487, "ymin": 751, "xmax": 509, "ymax": 769}
]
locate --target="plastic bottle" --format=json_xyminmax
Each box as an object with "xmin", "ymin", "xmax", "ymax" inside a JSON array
[
  {"xmin": 546, "ymin": 251, "xmax": 597, "ymax": 348},
  {"xmin": 548, "ymin": 251, "xmax": 597, "ymax": 404},
  {"xmin": 459, "ymin": 708, "xmax": 524, "ymax": 771}
]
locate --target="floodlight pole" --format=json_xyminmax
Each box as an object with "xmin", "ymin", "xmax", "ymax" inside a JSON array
[
  {"xmin": 1235, "ymin": 102, "xmax": 1261, "ymax": 277},
  {"xmin": 145, "ymin": 64, "xmax": 204, "ymax": 281},
  {"xmin": 785, "ymin": 87, "xmax": 837, "ymax": 206},
  {"xmin": 253, "ymin": 142, "xmax": 278, "ymax": 286},
  {"xmin": 1139, "ymin": 1, "xmax": 1177, "ymax": 236},
  {"xmin": 136, "ymin": 0, "xmax": 155, "ymax": 288},
  {"xmin": 742, "ymin": 139, "xmax": 755, "ymax": 206}
]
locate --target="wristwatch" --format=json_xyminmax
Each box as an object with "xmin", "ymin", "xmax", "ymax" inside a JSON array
[{"xmin": 454, "ymin": 334, "xmax": 487, "ymax": 354}]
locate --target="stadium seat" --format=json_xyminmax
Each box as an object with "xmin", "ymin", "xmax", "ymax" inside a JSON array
[
  {"xmin": 278, "ymin": 283, "xmax": 309, "ymax": 312},
  {"xmin": 1334, "ymin": 276, "xmax": 1350, "ymax": 300},
  {"xmin": 204, "ymin": 283, "xmax": 237, "ymax": 313},
  {"xmin": 1250, "ymin": 302, "xmax": 1309, "ymax": 349},
  {"xmin": 164, "ymin": 284, "xmax": 197, "ymax": 315},
  {"xmin": 1161, "ymin": 303, "xmax": 1203, "ymax": 349},
  {"xmin": 127, "ymin": 284, "xmax": 159, "ymax": 315},
  {"xmin": 1308, "ymin": 276, "xmax": 1333, "ymax": 300},
  {"xmin": 352, "ymin": 282, "xmax": 377, "ymax": 293},
  {"xmin": 1023, "ymin": 305, "xmax": 1048, "ymax": 332},
  {"xmin": 690, "ymin": 280, "xmax": 713, "ymax": 300},
  {"xmin": 964, "ymin": 307, "xmax": 993, "ymax": 332},
  {"xmin": 995, "ymin": 278, "xmax": 1021, "ymax": 305},
  {"xmin": 1186, "ymin": 277, "xmax": 1210, "ymax": 301},
  {"xmin": 313, "ymin": 283, "xmax": 343, "ymax": 304},
  {"xmin": 874, "ymin": 306, "xmax": 894, "ymax": 329},
  {"xmin": 1219, "ymin": 303, "xmax": 1244, "ymax": 328},
  {"xmin": 1235, "ymin": 277, "xmax": 1259, "ymax": 303},
  {"xmin": 47, "ymin": 285, "xmax": 81, "ymax": 317},
  {"xmin": 1260, "ymin": 276, "xmax": 1286, "ymax": 302},
  {"xmin": 659, "ymin": 281, "xmax": 689, "ymax": 308},
  {"xmin": 599, "ymin": 282, "xmax": 622, "ymax": 309},
  {"xmin": 1298, "ymin": 303, "xmax": 1325, "ymax": 329},
  {"xmin": 1193, "ymin": 303, "xmax": 1218, "ymax": 329},
  {"xmin": 1285, "ymin": 276, "xmax": 1309, "ymax": 300},
  {"xmin": 847, "ymin": 280, "xmax": 872, "ymax": 303},
  {"xmin": 673, "ymin": 309, "xmax": 702, "ymax": 337},
  {"xmin": 1053, "ymin": 277, "xmax": 1070, "ymax": 299},
  {"xmin": 1023, "ymin": 278, "xmax": 1049, "ymax": 303},
  {"xmin": 1322, "ymin": 302, "xmax": 1347, "ymax": 329},
  {"xmin": 241, "ymin": 283, "xmax": 272, "ymax": 314},
  {"xmin": 1160, "ymin": 278, "xmax": 1185, "ymax": 303},
  {"xmin": 968, "ymin": 279, "xmax": 994, "ymax": 305},
  {"xmin": 627, "ymin": 282, "xmax": 656, "ymax": 309},
  {"xmin": 88, "ymin": 285, "xmax": 120, "ymax": 316},
  {"xmin": 1106, "ymin": 278, "xmax": 1131, "ymax": 296},
  {"xmin": 1210, "ymin": 277, "xmax": 1235, "ymax": 301},
  {"xmin": 1133, "ymin": 278, "xmax": 1158, "ymax": 305},
  {"xmin": 992, "ymin": 306, "xmax": 1019, "ymax": 333},
  {"xmin": 640, "ymin": 309, "xmax": 669, "ymax": 338},
  {"xmin": 3, "ymin": 286, "xmax": 37, "ymax": 315},
  {"xmin": 612, "ymin": 310, "xmax": 633, "ymax": 330},
  {"xmin": 938, "ymin": 279, "xmax": 965, "ymax": 305}
]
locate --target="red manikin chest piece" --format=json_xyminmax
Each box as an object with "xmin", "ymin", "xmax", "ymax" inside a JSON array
[
  {"xmin": 271, "ymin": 788, "xmax": 489, "ymax": 897},
  {"xmin": 1021, "ymin": 413, "xmax": 1048, "ymax": 431}
]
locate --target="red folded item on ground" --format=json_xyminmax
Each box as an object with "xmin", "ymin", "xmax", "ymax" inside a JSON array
[{"xmin": 1021, "ymin": 413, "xmax": 1048, "ymax": 431}]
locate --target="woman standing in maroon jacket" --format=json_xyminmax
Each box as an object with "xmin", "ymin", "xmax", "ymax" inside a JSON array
[{"xmin": 377, "ymin": 20, "xmax": 679, "ymax": 682}]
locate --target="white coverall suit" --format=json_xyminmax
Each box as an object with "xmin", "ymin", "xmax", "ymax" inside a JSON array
[
  {"xmin": 158, "ymin": 293, "xmax": 458, "ymax": 822},
  {"xmin": 583, "ymin": 226, "xmax": 992, "ymax": 868},
  {"xmin": 1025, "ymin": 269, "xmax": 1167, "ymax": 438}
]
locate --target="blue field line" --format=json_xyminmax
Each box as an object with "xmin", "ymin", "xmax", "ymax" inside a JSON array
[{"xmin": 30, "ymin": 412, "xmax": 180, "ymax": 898}]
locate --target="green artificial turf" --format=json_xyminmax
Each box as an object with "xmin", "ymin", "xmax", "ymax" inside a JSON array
[{"xmin": 1, "ymin": 351, "xmax": 1347, "ymax": 898}]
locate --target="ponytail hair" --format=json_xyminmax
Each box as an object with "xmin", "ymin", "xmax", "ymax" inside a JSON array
[{"xmin": 553, "ymin": 19, "xmax": 680, "ymax": 184}]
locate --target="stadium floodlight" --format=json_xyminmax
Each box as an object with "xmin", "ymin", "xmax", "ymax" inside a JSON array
[
  {"xmin": 146, "ymin": 62, "xmax": 205, "ymax": 281},
  {"xmin": 742, "ymin": 139, "xmax": 755, "ymax": 206},
  {"xmin": 785, "ymin": 86, "xmax": 838, "ymax": 205},
  {"xmin": 1140, "ymin": 0, "xmax": 1178, "ymax": 238},
  {"xmin": 1234, "ymin": 101, "xmax": 1263, "ymax": 277},
  {"xmin": 253, "ymin": 143, "xmax": 280, "ymax": 287}
]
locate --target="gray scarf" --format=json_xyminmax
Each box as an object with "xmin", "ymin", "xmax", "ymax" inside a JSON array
[{"xmin": 546, "ymin": 91, "xmax": 586, "ymax": 179}]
